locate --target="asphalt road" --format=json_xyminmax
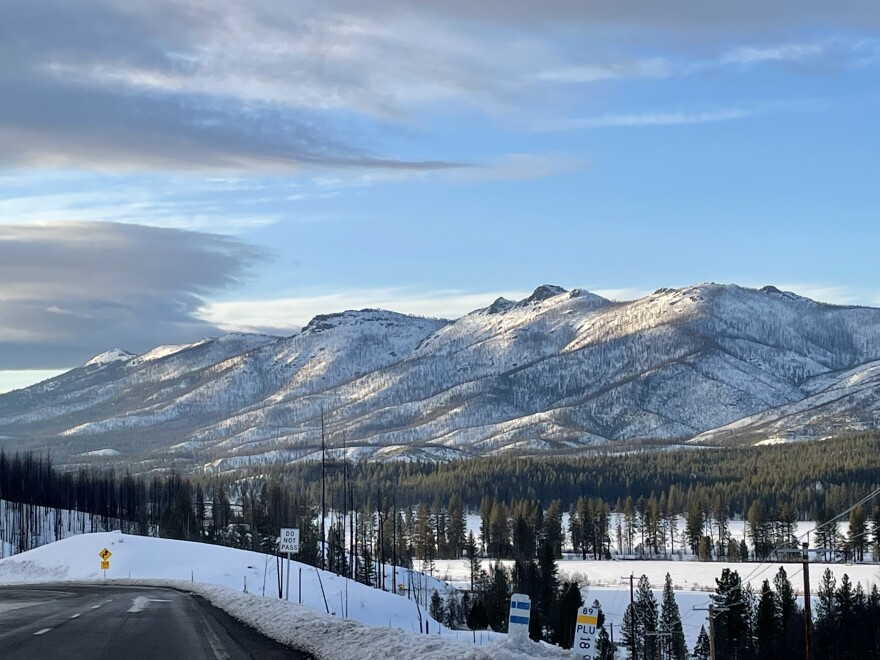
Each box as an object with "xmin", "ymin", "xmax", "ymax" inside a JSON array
[{"xmin": 0, "ymin": 584, "xmax": 313, "ymax": 660}]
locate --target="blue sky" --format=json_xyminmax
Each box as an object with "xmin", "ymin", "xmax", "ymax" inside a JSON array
[{"xmin": 1, "ymin": 1, "xmax": 879, "ymax": 391}]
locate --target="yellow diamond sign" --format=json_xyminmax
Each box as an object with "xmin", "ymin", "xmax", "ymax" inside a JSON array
[{"xmin": 99, "ymin": 547, "xmax": 112, "ymax": 561}]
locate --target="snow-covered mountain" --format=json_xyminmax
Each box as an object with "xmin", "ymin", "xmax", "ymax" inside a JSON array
[{"xmin": 2, "ymin": 283, "xmax": 880, "ymax": 471}]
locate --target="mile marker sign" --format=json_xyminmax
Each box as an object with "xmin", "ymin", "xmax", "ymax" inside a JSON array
[
  {"xmin": 279, "ymin": 528, "xmax": 300, "ymax": 553},
  {"xmin": 573, "ymin": 605, "xmax": 599, "ymax": 660}
]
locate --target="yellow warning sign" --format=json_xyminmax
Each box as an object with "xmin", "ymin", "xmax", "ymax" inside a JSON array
[
  {"xmin": 100, "ymin": 560, "xmax": 110, "ymax": 570},
  {"xmin": 99, "ymin": 547, "xmax": 112, "ymax": 561}
]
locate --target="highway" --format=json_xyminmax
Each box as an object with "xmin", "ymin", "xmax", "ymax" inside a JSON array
[{"xmin": 0, "ymin": 584, "xmax": 313, "ymax": 659}]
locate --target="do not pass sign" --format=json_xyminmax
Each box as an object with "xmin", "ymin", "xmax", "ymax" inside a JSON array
[{"xmin": 279, "ymin": 528, "xmax": 300, "ymax": 553}]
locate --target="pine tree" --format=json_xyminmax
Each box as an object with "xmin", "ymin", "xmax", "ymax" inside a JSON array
[
  {"xmin": 484, "ymin": 563, "xmax": 511, "ymax": 632},
  {"xmin": 773, "ymin": 566, "xmax": 802, "ymax": 654},
  {"xmin": 692, "ymin": 626, "xmax": 710, "ymax": 660},
  {"xmin": 465, "ymin": 530, "xmax": 480, "ymax": 590},
  {"xmin": 847, "ymin": 507, "xmax": 867, "ymax": 562},
  {"xmin": 635, "ymin": 575, "xmax": 659, "ymax": 660},
  {"xmin": 755, "ymin": 579, "xmax": 780, "ymax": 660},
  {"xmin": 711, "ymin": 568, "xmax": 751, "ymax": 659},
  {"xmin": 836, "ymin": 573, "xmax": 857, "ymax": 659},
  {"xmin": 467, "ymin": 600, "xmax": 489, "ymax": 632},
  {"xmin": 814, "ymin": 568, "xmax": 838, "ymax": 659},
  {"xmin": 446, "ymin": 494, "xmax": 466, "ymax": 559},
  {"xmin": 553, "ymin": 581, "xmax": 583, "ymax": 648},
  {"xmin": 660, "ymin": 573, "xmax": 686, "ymax": 659},
  {"xmin": 537, "ymin": 540, "xmax": 560, "ymax": 640},
  {"xmin": 685, "ymin": 502, "xmax": 703, "ymax": 555},
  {"xmin": 429, "ymin": 590, "xmax": 444, "ymax": 622}
]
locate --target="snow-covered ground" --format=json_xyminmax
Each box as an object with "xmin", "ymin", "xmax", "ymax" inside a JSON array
[
  {"xmin": 0, "ymin": 531, "xmax": 571, "ymax": 660},
  {"xmin": 432, "ymin": 555, "xmax": 880, "ymax": 651}
]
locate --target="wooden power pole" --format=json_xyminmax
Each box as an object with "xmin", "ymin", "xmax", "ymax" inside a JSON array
[{"xmin": 802, "ymin": 542, "xmax": 815, "ymax": 660}]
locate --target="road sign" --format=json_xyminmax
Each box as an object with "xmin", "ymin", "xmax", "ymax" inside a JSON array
[
  {"xmin": 573, "ymin": 605, "xmax": 599, "ymax": 660},
  {"xmin": 100, "ymin": 560, "xmax": 110, "ymax": 570},
  {"xmin": 279, "ymin": 528, "xmax": 300, "ymax": 553},
  {"xmin": 99, "ymin": 548, "xmax": 112, "ymax": 561},
  {"xmin": 508, "ymin": 593, "xmax": 531, "ymax": 638}
]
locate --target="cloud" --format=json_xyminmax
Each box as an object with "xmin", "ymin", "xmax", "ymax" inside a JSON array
[
  {"xmin": 3, "ymin": 1, "xmax": 876, "ymax": 175},
  {"xmin": 198, "ymin": 288, "xmax": 533, "ymax": 334},
  {"xmin": 592, "ymin": 287, "xmax": 653, "ymax": 302},
  {"xmin": 771, "ymin": 283, "xmax": 863, "ymax": 306},
  {"xmin": 0, "ymin": 222, "xmax": 269, "ymax": 368},
  {"xmin": 0, "ymin": 1, "xmax": 465, "ymax": 172},
  {"xmin": 561, "ymin": 108, "xmax": 754, "ymax": 130},
  {"xmin": 530, "ymin": 58, "xmax": 673, "ymax": 84}
]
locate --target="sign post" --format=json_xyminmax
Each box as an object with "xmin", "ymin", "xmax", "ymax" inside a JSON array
[
  {"xmin": 508, "ymin": 593, "xmax": 531, "ymax": 640},
  {"xmin": 279, "ymin": 528, "xmax": 300, "ymax": 601},
  {"xmin": 99, "ymin": 547, "xmax": 112, "ymax": 579},
  {"xmin": 573, "ymin": 604, "xmax": 599, "ymax": 660}
]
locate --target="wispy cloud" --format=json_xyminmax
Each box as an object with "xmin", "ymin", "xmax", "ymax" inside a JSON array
[
  {"xmin": 530, "ymin": 58, "xmax": 672, "ymax": 84},
  {"xmin": 720, "ymin": 43, "xmax": 828, "ymax": 66},
  {"xmin": 771, "ymin": 283, "xmax": 863, "ymax": 306},
  {"xmin": 557, "ymin": 108, "xmax": 754, "ymax": 130},
  {"xmin": 3, "ymin": 0, "xmax": 875, "ymax": 175},
  {"xmin": 198, "ymin": 287, "xmax": 533, "ymax": 333}
]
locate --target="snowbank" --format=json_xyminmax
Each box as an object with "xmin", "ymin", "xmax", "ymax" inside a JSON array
[{"xmin": 0, "ymin": 532, "xmax": 573, "ymax": 660}]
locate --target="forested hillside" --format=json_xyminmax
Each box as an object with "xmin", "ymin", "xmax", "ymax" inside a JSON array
[{"xmin": 2, "ymin": 283, "xmax": 880, "ymax": 470}]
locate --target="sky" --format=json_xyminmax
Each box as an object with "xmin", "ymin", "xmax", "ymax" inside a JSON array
[{"xmin": 1, "ymin": 0, "xmax": 879, "ymax": 392}]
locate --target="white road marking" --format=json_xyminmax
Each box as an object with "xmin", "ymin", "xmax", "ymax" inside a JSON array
[
  {"xmin": 34, "ymin": 628, "xmax": 52, "ymax": 636},
  {"xmin": 203, "ymin": 620, "xmax": 231, "ymax": 660},
  {"xmin": 91, "ymin": 605, "xmax": 101, "ymax": 610},
  {"xmin": 70, "ymin": 613, "xmax": 81, "ymax": 619}
]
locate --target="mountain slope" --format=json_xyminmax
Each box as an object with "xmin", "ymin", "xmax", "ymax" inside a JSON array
[{"xmin": 1, "ymin": 283, "xmax": 879, "ymax": 470}]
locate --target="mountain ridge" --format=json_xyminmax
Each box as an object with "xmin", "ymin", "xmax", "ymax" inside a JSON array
[{"xmin": 1, "ymin": 282, "xmax": 879, "ymax": 472}]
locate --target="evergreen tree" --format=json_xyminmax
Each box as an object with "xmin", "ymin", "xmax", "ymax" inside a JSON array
[
  {"xmin": 692, "ymin": 626, "xmax": 711, "ymax": 660},
  {"xmin": 553, "ymin": 581, "xmax": 583, "ymax": 648},
  {"xmin": 755, "ymin": 579, "xmax": 780, "ymax": 660},
  {"xmin": 847, "ymin": 506, "xmax": 867, "ymax": 562},
  {"xmin": 621, "ymin": 575, "xmax": 659, "ymax": 660},
  {"xmin": 836, "ymin": 573, "xmax": 857, "ymax": 659},
  {"xmin": 446, "ymin": 494, "xmax": 466, "ymax": 559},
  {"xmin": 544, "ymin": 499, "xmax": 564, "ymax": 558},
  {"xmin": 467, "ymin": 600, "xmax": 489, "ymax": 632},
  {"xmin": 685, "ymin": 502, "xmax": 704, "ymax": 555},
  {"xmin": 636, "ymin": 575, "xmax": 659, "ymax": 660},
  {"xmin": 773, "ymin": 566, "xmax": 802, "ymax": 654},
  {"xmin": 594, "ymin": 600, "xmax": 616, "ymax": 660},
  {"xmin": 814, "ymin": 568, "xmax": 838, "ymax": 660},
  {"xmin": 711, "ymin": 568, "xmax": 751, "ymax": 659},
  {"xmin": 429, "ymin": 590, "xmax": 444, "ymax": 622},
  {"xmin": 465, "ymin": 530, "xmax": 480, "ymax": 590},
  {"xmin": 537, "ymin": 540, "xmax": 560, "ymax": 640},
  {"xmin": 484, "ymin": 563, "xmax": 511, "ymax": 632},
  {"xmin": 660, "ymin": 572, "xmax": 687, "ymax": 659}
]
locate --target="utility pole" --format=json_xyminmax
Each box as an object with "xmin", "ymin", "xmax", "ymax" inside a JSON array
[
  {"xmin": 708, "ymin": 605, "xmax": 716, "ymax": 660},
  {"xmin": 321, "ymin": 407, "xmax": 326, "ymax": 571},
  {"xmin": 622, "ymin": 574, "xmax": 636, "ymax": 660},
  {"xmin": 780, "ymin": 543, "xmax": 824, "ymax": 660},
  {"xmin": 694, "ymin": 603, "xmax": 726, "ymax": 660},
  {"xmin": 802, "ymin": 542, "xmax": 815, "ymax": 660}
]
